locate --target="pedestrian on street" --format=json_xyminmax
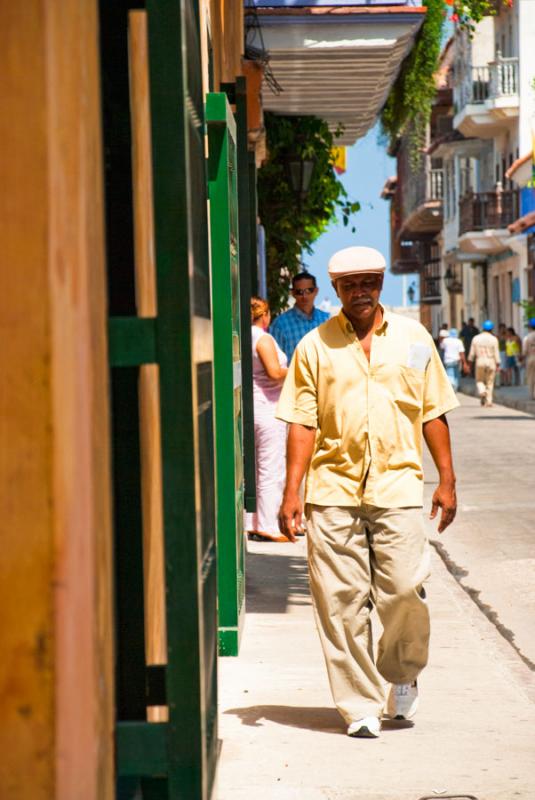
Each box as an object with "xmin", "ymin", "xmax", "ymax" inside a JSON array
[
  {"xmin": 245, "ymin": 297, "xmax": 290, "ymax": 543},
  {"xmin": 460, "ymin": 317, "xmax": 479, "ymax": 355},
  {"xmin": 522, "ymin": 317, "xmax": 535, "ymax": 400},
  {"xmin": 276, "ymin": 245, "xmax": 459, "ymax": 739},
  {"xmin": 442, "ymin": 327, "xmax": 468, "ymax": 391},
  {"xmin": 497, "ymin": 323, "xmax": 508, "ymax": 385},
  {"xmin": 437, "ymin": 325, "xmax": 449, "ymax": 363},
  {"xmin": 269, "ymin": 271, "xmax": 330, "ymax": 362},
  {"xmin": 468, "ymin": 320, "xmax": 500, "ymax": 407},
  {"xmin": 505, "ymin": 327, "xmax": 522, "ymax": 386}
]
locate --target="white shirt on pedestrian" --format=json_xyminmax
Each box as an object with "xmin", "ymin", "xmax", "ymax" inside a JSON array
[{"xmin": 442, "ymin": 336, "xmax": 465, "ymax": 365}]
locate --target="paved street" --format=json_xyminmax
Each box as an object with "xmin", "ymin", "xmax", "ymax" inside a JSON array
[
  {"xmin": 217, "ymin": 394, "xmax": 535, "ymax": 800},
  {"xmin": 425, "ymin": 392, "xmax": 535, "ymax": 677}
]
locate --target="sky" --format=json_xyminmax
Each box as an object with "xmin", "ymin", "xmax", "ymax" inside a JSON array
[{"xmin": 303, "ymin": 122, "xmax": 411, "ymax": 310}]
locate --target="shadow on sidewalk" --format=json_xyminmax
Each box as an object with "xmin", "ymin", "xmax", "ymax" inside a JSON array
[
  {"xmin": 223, "ymin": 704, "xmax": 342, "ymax": 733},
  {"xmin": 246, "ymin": 548, "xmax": 311, "ymax": 614},
  {"xmin": 223, "ymin": 705, "xmax": 415, "ymax": 735}
]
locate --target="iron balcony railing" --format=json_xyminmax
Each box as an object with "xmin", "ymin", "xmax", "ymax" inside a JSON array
[
  {"xmin": 457, "ymin": 54, "xmax": 519, "ymax": 109},
  {"xmin": 459, "ymin": 188, "xmax": 520, "ymax": 235},
  {"xmin": 402, "ymin": 164, "xmax": 444, "ymax": 221},
  {"xmin": 420, "ymin": 258, "xmax": 441, "ymax": 305},
  {"xmin": 392, "ymin": 239, "xmax": 424, "ymax": 275}
]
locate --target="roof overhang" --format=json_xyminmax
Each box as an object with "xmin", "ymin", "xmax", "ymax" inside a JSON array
[
  {"xmin": 400, "ymin": 201, "xmax": 442, "ymax": 237},
  {"xmin": 508, "ymin": 210, "xmax": 535, "ymax": 236},
  {"xmin": 505, "ymin": 152, "xmax": 532, "ymax": 188},
  {"xmin": 443, "ymin": 248, "xmax": 486, "ymax": 264},
  {"xmin": 247, "ymin": 3, "xmax": 426, "ymax": 145},
  {"xmin": 380, "ymin": 175, "xmax": 397, "ymax": 198},
  {"xmin": 458, "ymin": 229, "xmax": 512, "ymax": 256}
]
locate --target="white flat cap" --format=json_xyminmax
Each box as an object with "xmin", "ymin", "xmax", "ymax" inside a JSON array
[{"xmin": 328, "ymin": 246, "xmax": 386, "ymax": 279}]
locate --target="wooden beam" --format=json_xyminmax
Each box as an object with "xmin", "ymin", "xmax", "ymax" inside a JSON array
[
  {"xmin": 128, "ymin": 11, "xmax": 168, "ymax": 723},
  {"xmin": 0, "ymin": 2, "xmax": 114, "ymax": 798}
]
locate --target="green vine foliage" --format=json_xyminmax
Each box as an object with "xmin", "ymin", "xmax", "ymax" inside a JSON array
[
  {"xmin": 258, "ymin": 113, "xmax": 360, "ymax": 314},
  {"xmin": 380, "ymin": 0, "xmax": 511, "ymax": 159},
  {"xmin": 380, "ymin": 0, "xmax": 445, "ymax": 162}
]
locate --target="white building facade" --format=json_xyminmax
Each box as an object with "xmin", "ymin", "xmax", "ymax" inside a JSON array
[{"xmin": 437, "ymin": 1, "xmax": 535, "ymax": 335}]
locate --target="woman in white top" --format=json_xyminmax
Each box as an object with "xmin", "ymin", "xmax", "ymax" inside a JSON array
[{"xmin": 245, "ymin": 297, "xmax": 289, "ymax": 542}]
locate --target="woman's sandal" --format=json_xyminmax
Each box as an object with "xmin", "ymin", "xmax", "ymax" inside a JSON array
[{"xmin": 247, "ymin": 531, "xmax": 290, "ymax": 543}]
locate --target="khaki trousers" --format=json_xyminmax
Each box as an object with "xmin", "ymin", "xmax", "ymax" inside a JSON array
[
  {"xmin": 306, "ymin": 504, "xmax": 431, "ymax": 723},
  {"xmin": 475, "ymin": 360, "xmax": 497, "ymax": 405}
]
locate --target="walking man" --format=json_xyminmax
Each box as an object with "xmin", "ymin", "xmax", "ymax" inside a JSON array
[
  {"xmin": 270, "ymin": 271, "xmax": 330, "ymax": 362},
  {"xmin": 460, "ymin": 317, "xmax": 479, "ymax": 376},
  {"xmin": 522, "ymin": 317, "xmax": 535, "ymax": 400},
  {"xmin": 468, "ymin": 320, "xmax": 500, "ymax": 407},
  {"xmin": 442, "ymin": 327, "xmax": 468, "ymax": 391},
  {"xmin": 277, "ymin": 246, "xmax": 458, "ymax": 739}
]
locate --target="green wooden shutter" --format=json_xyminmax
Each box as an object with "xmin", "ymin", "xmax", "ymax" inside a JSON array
[
  {"xmin": 102, "ymin": 1, "xmax": 219, "ymax": 798},
  {"xmin": 206, "ymin": 92, "xmax": 246, "ymax": 657}
]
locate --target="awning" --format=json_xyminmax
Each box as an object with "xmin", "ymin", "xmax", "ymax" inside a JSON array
[
  {"xmin": 508, "ymin": 210, "xmax": 535, "ymax": 235},
  {"xmin": 247, "ymin": 2, "xmax": 426, "ymax": 145}
]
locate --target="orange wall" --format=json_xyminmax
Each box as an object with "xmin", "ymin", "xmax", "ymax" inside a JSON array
[
  {"xmin": 0, "ymin": 3, "xmax": 114, "ymax": 798},
  {"xmin": 210, "ymin": 0, "xmax": 244, "ymax": 90}
]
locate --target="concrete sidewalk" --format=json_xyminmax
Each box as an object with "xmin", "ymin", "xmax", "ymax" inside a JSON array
[
  {"xmin": 459, "ymin": 376, "xmax": 535, "ymax": 416},
  {"xmin": 217, "ymin": 532, "xmax": 535, "ymax": 799}
]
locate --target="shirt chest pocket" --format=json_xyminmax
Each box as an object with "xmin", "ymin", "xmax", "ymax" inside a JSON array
[{"xmin": 393, "ymin": 365, "xmax": 425, "ymax": 414}]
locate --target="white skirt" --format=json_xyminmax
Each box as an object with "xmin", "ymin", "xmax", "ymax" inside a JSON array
[{"xmin": 245, "ymin": 407, "xmax": 287, "ymax": 536}]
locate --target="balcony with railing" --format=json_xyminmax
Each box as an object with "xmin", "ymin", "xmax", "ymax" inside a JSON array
[
  {"xmin": 420, "ymin": 257, "xmax": 442, "ymax": 305},
  {"xmin": 453, "ymin": 53, "xmax": 519, "ymax": 137},
  {"xmin": 391, "ymin": 239, "xmax": 424, "ymax": 275},
  {"xmin": 458, "ymin": 186, "xmax": 519, "ymax": 254},
  {"xmin": 398, "ymin": 154, "xmax": 444, "ymax": 238}
]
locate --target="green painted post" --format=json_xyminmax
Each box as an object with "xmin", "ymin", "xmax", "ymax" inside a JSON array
[
  {"xmin": 146, "ymin": 2, "xmax": 218, "ymax": 798},
  {"xmin": 103, "ymin": 1, "xmax": 219, "ymax": 798},
  {"xmin": 235, "ymin": 76, "xmax": 257, "ymax": 514},
  {"xmin": 206, "ymin": 93, "xmax": 246, "ymax": 657}
]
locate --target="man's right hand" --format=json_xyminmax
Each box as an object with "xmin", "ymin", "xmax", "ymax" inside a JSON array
[{"xmin": 278, "ymin": 492, "xmax": 302, "ymax": 542}]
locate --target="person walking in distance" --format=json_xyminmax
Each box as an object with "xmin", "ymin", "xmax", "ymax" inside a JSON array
[
  {"xmin": 269, "ymin": 271, "xmax": 330, "ymax": 362},
  {"xmin": 460, "ymin": 317, "xmax": 479, "ymax": 376},
  {"xmin": 245, "ymin": 297, "xmax": 289, "ymax": 543},
  {"xmin": 505, "ymin": 327, "xmax": 522, "ymax": 386},
  {"xmin": 522, "ymin": 317, "xmax": 535, "ymax": 400},
  {"xmin": 497, "ymin": 323, "xmax": 508, "ymax": 386},
  {"xmin": 442, "ymin": 328, "xmax": 468, "ymax": 391},
  {"xmin": 276, "ymin": 246, "xmax": 459, "ymax": 739},
  {"xmin": 468, "ymin": 320, "xmax": 500, "ymax": 407}
]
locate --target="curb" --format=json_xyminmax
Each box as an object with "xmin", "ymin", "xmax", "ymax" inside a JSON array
[{"xmin": 458, "ymin": 379, "xmax": 535, "ymax": 416}]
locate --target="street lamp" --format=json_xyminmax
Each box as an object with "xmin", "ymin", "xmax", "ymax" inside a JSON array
[
  {"xmin": 444, "ymin": 265, "xmax": 463, "ymax": 294},
  {"xmin": 284, "ymin": 153, "xmax": 316, "ymax": 203}
]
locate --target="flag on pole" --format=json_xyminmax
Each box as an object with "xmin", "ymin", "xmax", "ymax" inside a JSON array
[{"xmin": 332, "ymin": 146, "xmax": 346, "ymax": 176}]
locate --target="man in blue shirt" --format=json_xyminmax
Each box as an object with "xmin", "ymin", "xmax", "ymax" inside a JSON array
[{"xmin": 270, "ymin": 272, "xmax": 330, "ymax": 362}]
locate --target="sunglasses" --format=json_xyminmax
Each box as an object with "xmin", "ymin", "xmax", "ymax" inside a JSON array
[{"xmin": 293, "ymin": 287, "xmax": 315, "ymax": 296}]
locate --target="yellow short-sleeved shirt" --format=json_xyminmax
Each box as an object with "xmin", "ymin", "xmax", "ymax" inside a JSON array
[{"xmin": 276, "ymin": 308, "xmax": 459, "ymax": 509}]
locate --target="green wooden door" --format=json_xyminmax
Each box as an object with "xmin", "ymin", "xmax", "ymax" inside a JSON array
[
  {"xmin": 101, "ymin": 1, "xmax": 218, "ymax": 798},
  {"xmin": 206, "ymin": 93, "xmax": 246, "ymax": 656}
]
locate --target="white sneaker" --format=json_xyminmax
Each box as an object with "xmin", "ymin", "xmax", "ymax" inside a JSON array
[
  {"xmin": 347, "ymin": 716, "xmax": 381, "ymax": 738},
  {"xmin": 386, "ymin": 680, "xmax": 418, "ymax": 720}
]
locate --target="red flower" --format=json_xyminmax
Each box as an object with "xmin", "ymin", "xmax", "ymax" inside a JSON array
[{"xmin": 451, "ymin": 12, "xmax": 459, "ymax": 21}]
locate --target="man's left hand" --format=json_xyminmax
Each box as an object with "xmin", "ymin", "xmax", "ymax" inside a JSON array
[{"xmin": 429, "ymin": 483, "xmax": 457, "ymax": 533}]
